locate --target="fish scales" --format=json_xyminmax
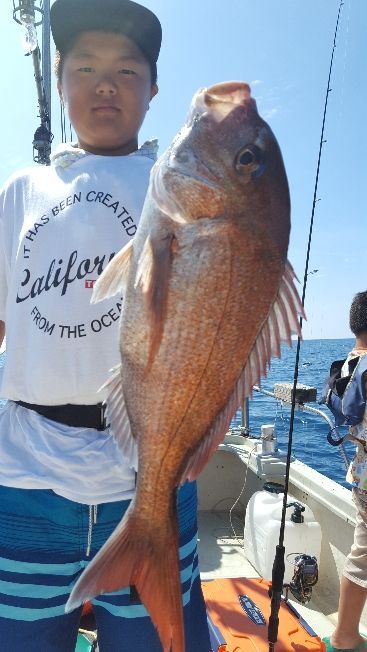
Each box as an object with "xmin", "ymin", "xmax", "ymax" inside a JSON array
[{"xmin": 66, "ymin": 81, "xmax": 303, "ymax": 652}]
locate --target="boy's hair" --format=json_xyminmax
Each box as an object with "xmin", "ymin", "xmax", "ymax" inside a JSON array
[
  {"xmin": 349, "ymin": 291, "xmax": 367, "ymax": 335},
  {"xmin": 54, "ymin": 34, "xmax": 158, "ymax": 86}
]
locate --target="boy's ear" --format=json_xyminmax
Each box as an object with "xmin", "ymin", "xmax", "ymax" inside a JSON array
[
  {"xmin": 150, "ymin": 84, "xmax": 158, "ymax": 100},
  {"xmin": 57, "ymin": 80, "xmax": 64, "ymax": 104}
]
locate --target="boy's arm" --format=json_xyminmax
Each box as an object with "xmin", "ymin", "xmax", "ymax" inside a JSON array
[{"xmin": 0, "ymin": 321, "xmax": 5, "ymax": 347}]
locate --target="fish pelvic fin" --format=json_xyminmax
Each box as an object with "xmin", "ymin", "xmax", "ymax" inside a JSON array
[
  {"xmin": 135, "ymin": 233, "xmax": 177, "ymax": 371},
  {"xmin": 65, "ymin": 500, "xmax": 185, "ymax": 652},
  {"xmin": 91, "ymin": 240, "xmax": 133, "ymax": 303},
  {"xmin": 100, "ymin": 364, "xmax": 138, "ymax": 468},
  {"xmin": 181, "ymin": 261, "xmax": 304, "ymax": 483}
]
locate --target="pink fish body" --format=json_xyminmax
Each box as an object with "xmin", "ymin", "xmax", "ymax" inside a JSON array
[{"xmin": 66, "ymin": 82, "xmax": 303, "ymax": 651}]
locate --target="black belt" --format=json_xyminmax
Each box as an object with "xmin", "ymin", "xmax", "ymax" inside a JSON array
[{"xmin": 15, "ymin": 401, "xmax": 107, "ymax": 431}]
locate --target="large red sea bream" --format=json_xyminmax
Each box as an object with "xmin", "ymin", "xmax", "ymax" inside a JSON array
[{"xmin": 66, "ymin": 81, "xmax": 303, "ymax": 652}]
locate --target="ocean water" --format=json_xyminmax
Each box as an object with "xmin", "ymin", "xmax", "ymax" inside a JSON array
[
  {"xmin": 230, "ymin": 337, "xmax": 355, "ymax": 489},
  {"xmin": 0, "ymin": 338, "xmax": 356, "ymax": 489}
]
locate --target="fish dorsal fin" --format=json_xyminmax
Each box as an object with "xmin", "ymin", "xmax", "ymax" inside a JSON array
[
  {"xmin": 92, "ymin": 240, "xmax": 133, "ymax": 304},
  {"xmin": 135, "ymin": 233, "xmax": 176, "ymax": 369},
  {"xmin": 100, "ymin": 364, "xmax": 138, "ymax": 470},
  {"xmin": 180, "ymin": 261, "xmax": 304, "ymax": 483}
]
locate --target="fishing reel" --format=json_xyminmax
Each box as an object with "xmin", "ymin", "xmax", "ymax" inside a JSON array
[
  {"xmin": 33, "ymin": 122, "xmax": 53, "ymax": 165},
  {"xmin": 284, "ymin": 554, "xmax": 319, "ymax": 604}
]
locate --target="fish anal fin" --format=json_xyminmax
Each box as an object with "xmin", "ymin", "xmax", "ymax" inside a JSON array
[
  {"xmin": 65, "ymin": 501, "xmax": 185, "ymax": 652},
  {"xmin": 135, "ymin": 233, "xmax": 176, "ymax": 370},
  {"xmin": 181, "ymin": 260, "xmax": 304, "ymax": 483},
  {"xmin": 92, "ymin": 241, "xmax": 133, "ymax": 303}
]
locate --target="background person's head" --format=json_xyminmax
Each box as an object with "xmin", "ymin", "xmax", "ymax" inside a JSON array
[
  {"xmin": 349, "ymin": 291, "xmax": 367, "ymax": 337},
  {"xmin": 50, "ymin": 0, "xmax": 161, "ymax": 155}
]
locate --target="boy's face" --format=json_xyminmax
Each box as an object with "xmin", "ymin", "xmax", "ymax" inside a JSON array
[{"xmin": 58, "ymin": 31, "xmax": 158, "ymax": 156}]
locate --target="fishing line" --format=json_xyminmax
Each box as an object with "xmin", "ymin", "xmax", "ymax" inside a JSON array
[
  {"xmin": 60, "ymin": 102, "xmax": 75, "ymax": 144},
  {"xmin": 228, "ymin": 442, "xmax": 258, "ymax": 543},
  {"xmin": 209, "ymin": 443, "xmax": 258, "ymax": 545},
  {"xmin": 268, "ymin": 2, "xmax": 346, "ymax": 650},
  {"xmin": 335, "ymin": 0, "xmax": 351, "ymax": 135},
  {"xmin": 60, "ymin": 102, "xmax": 67, "ymax": 143}
]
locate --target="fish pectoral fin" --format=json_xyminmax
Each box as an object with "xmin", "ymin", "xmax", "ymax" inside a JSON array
[
  {"xmin": 91, "ymin": 240, "xmax": 133, "ymax": 303},
  {"xmin": 135, "ymin": 232, "xmax": 176, "ymax": 368},
  {"xmin": 181, "ymin": 260, "xmax": 304, "ymax": 484},
  {"xmin": 65, "ymin": 501, "xmax": 185, "ymax": 652},
  {"xmin": 100, "ymin": 364, "xmax": 138, "ymax": 468}
]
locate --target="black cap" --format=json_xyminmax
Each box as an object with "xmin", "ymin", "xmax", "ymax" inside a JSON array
[{"xmin": 50, "ymin": 0, "xmax": 162, "ymax": 64}]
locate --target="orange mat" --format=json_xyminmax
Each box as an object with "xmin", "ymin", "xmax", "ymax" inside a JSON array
[{"xmin": 203, "ymin": 577, "xmax": 326, "ymax": 652}]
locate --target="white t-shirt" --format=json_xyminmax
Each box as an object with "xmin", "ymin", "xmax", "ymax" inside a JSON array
[{"xmin": 0, "ymin": 142, "xmax": 156, "ymax": 504}]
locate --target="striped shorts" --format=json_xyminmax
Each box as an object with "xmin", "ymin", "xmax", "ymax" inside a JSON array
[{"xmin": 0, "ymin": 482, "xmax": 210, "ymax": 651}]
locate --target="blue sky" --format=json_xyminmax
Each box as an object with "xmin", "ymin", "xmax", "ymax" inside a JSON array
[{"xmin": 0, "ymin": 0, "xmax": 365, "ymax": 340}]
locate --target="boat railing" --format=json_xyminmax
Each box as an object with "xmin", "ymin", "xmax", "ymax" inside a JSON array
[
  {"xmin": 253, "ymin": 384, "xmax": 334, "ymax": 428},
  {"xmin": 234, "ymin": 384, "xmax": 350, "ymax": 469}
]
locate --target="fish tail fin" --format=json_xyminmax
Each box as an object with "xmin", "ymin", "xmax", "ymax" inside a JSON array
[{"xmin": 65, "ymin": 503, "xmax": 185, "ymax": 652}]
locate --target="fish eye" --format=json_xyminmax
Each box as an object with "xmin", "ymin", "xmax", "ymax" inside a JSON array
[
  {"xmin": 235, "ymin": 145, "xmax": 265, "ymax": 176},
  {"xmin": 238, "ymin": 150, "xmax": 256, "ymax": 166}
]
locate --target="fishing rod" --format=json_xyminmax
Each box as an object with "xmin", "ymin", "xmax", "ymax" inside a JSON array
[
  {"xmin": 12, "ymin": 0, "xmax": 53, "ymax": 165},
  {"xmin": 267, "ymin": 2, "xmax": 345, "ymax": 650}
]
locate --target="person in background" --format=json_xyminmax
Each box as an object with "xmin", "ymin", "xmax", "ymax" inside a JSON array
[
  {"xmin": 323, "ymin": 291, "xmax": 367, "ymax": 652},
  {"xmin": 0, "ymin": 1, "xmax": 211, "ymax": 650}
]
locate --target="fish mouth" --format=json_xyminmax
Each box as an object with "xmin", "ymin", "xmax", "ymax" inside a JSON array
[
  {"xmin": 167, "ymin": 124, "xmax": 220, "ymax": 188},
  {"xmin": 204, "ymin": 81, "xmax": 253, "ymax": 106},
  {"xmin": 159, "ymin": 143, "xmax": 222, "ymax": 193},
  {"xmin": 188, "ymin": 81, "xmax": 257, "ymax": 125},
  {"xmin": 168, "ymin": 165, "xmax": 219, "ymax": 190}
]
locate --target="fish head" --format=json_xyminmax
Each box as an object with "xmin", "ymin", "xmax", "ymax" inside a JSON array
[{"xmin": 151, "ymin": 80, "xmax": 290, "ymax": 254}]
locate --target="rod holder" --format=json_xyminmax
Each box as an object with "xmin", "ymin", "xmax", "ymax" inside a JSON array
[{"xmin": 13, "ymin": 0, "xmax": 43, "ymax": 27}]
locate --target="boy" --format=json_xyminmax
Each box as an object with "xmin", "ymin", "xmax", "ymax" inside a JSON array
[
  {"xmin": 0, "ymin": 1, "xmax": 210, "ymax": 649},
  {"xmin": 323, "ymin": 291, "xmax": 367, "ymax": 652}
]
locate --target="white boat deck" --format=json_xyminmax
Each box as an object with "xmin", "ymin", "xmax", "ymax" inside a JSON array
[{"xmin": 198, "ymin": 510, "xmax": 255, "ymax": 580}]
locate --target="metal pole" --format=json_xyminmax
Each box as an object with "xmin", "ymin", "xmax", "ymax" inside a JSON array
[
  {"xmin": 241, "ymin": 398, "xmax": 250, "ymax": 435},
  {"xmin": 13, "ymin": 0, "xmax": 53, "ymax": 163},
  {"xmin": 42, "ymin": 0, "xmax": 51, "ymax": 132},
  {"xmin": 31, "ymin": 47, "xmax": 47, "ymax": 123}
]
